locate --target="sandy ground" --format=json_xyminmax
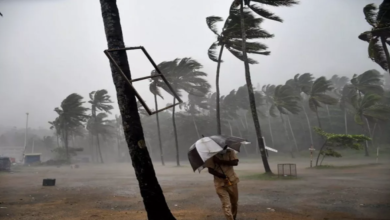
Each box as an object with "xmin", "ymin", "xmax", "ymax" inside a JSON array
[{"xmin": 0, "ymin": 157, "xmax": 389, "ymax": 220}]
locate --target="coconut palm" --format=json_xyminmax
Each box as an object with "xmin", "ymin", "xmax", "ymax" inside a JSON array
[
  {"xmin": 86, "ymin": 113, "xmax": 115, "ymax": 163},
  {"xmin": 269, "ymin": 84, "xmax": 301, "ymax": 156},
  {"xmin": 88, "ymin": 89, "xmax": 113, "ymax": 163},
  {"xmin": 54, "ymin": 93, "xmax": 89, "ymax": 161},
  {"xmin": 99, "ymin": 1, "xmax": 175, "ymax": 218},
  {"xmin": 154, "ymin": 58, "xmax": 211, "ymax": 166},
  {"xmin": 261, "ymin": 84, "xmax": 277, "ymax": 148},
  {"xmin": 359, "ymin": 2, "xmax": 390, "ymax": 72},
  {"xmin": 206, "ymin": 11, "xmax": 271, "ymax": 134},
  {"xmin": 286, "ymin": 73, "xmax": 315, "ymax": 146},
  {"xmin": 186, "ymin": 93, "xmax": 209, "ymax": 138},
  {"xmin": 350, "ymin": 69, "xmax": 384, "ymax": 97},
  {"xmin": 351, "ymin": 93, "xmax": 390, "ymax": 156},
  {"xmin": 113, "ymin": 114, "xmax": 124, "ymax": 161},
  {"xmin": 308, "ymin": 77, "xmax": 338, "ymax": 129},
  {"xmin": 149, "ymin": 75, "xmax": 165, "ymax": 166}
]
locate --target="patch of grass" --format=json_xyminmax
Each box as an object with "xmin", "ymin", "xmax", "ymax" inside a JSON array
[
  {"xmin": 311, "ymin": 163, "xmax": 382, "ymax": 169},
  {"xmin": 241, "ymin": 173, "xmax": 300, "ymax": 181}
]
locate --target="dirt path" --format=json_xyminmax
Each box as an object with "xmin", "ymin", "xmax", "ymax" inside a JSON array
[{"xmin": 0, "ymin": 159, "xmax": 389, "ymax": 220}]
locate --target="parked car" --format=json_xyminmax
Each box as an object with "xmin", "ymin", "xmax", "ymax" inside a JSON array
[{"xmin": 0, "ymin": 157, "xmax": 11, "ymax": 172}]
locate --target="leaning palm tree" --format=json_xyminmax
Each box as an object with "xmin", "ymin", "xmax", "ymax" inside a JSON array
[
  {"xmin": 359, "ymin": 2, "xmax": 390, "ymax": 72},
  {"xmin": 86, "ymin": 112, "xmax": 115, "ymax": 163},
  {"xmin": 286, "ymin": 73, "xmax": 315, "ymax": 146},
  {"xmin": 99, "ymin": 1, "xmax": 175, "ymax": 218},
  {"xmin": 154, "ymin": 58, "xmax": 211, "ymax": 166},
  {"xmin": 88, "ymin": 89, "xmax": 113, "ymax": 162},
  {"xmin": 308, "ymin": 77, "xmax": 338, "ymax": 129},
  {"xmin": 149, "ymin": 76, "xmax": 165, "ymax": 166},
  {"xmin": 269, "ymin": 84, "xmax": 301, "ymax": 157},
  {"xmin": 351, "ymin": 93, "xmax": 390, "ymax": 156},
  {"xmin": 206, "ymin": 11, "xmax": 271, "ymax": 134},
  {"xmin": 54, "ymin": 93, "xmax": 89, "ymax": 161},
  {"xmin": 350, "ymin": 69, "xmax": 384, "ymax": 97}
]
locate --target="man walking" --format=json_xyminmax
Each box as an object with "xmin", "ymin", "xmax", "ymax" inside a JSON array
[{"xmin": 206, "ymin": 147, "xmax": 239, "ymax": 220}]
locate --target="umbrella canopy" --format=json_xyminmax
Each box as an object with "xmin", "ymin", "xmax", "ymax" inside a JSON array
[{"xmin": 188, "ymin": 135, "xmax": 247, "ymax": 172}]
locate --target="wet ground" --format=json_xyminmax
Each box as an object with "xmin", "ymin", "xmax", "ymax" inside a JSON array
[{"xmin": 0, "ymin": 157, "xmax": 389, "ymax": 220}]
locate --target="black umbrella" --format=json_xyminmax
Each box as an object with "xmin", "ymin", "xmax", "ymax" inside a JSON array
[{"xmin": 188, "ymin": 135, "xmax": 248, "ymax": 172}]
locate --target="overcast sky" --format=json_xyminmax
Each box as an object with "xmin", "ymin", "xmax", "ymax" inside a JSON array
[{"xmin": 0, "ymin": 0, "xmax": 382, "ymax": 129}]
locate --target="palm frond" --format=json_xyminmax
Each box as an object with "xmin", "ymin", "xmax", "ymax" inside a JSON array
[
  {"xmin": 358, "ymin": 31, "xmax": 372, "ymax": 42},
  {"xmin": 251, "ymin": 0, "xmax": 299, "ymax": 7},
  {"xmin": 363, "ymin": 3, "xmax": 378, "ymax": 27},
  {"xmin": 248, "ymin": 4, "xmax": 283, "ymax": 22},
  {"xmin": 208, "ymin": 42, "xmax": 221, "ymax": 62},
  {"xmin": 226, "ymin": 47, "xmax": 258, "ymax": 64},
  {"xmin": 206, "ymin": 16, "xmax": 223, "ymax": 36},
  {"xmin": 368, "ymin": 39, "xmax": 389, "ymax": 71}
]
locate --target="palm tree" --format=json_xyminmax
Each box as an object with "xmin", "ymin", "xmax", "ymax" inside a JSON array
[
  {"xmin": 338, "ymin": 84, "xmax": 355, "ymax": 134},
  {"xmin": 286, "ymin": 73, "xmax": 315, "ymax": 146},
  {"xmin": 350, "ymin": 70, "xmax": 384, "ymax": 97},
  {"xmin": 351, "ymin": 93, "xmax": 390, "ymax": 156},
  {"xmin": 88, "ymin": 89, "xmax": 113, "ymax": 163},
  {"xmin": 359, "ymin": 2, "xmax": 390, "ymax": 72},
  {"xmin": 99, "ymin": 1, "xmax": 175, "ymax": 218},
  {"xmin": 308, "ymin": 77, "xmax": 338, "ymax": 129},
  {"xmin": 206, "ymin": 11, "xmax": 271, "ymax": 134},
  {"xmin": 149, "ymin": 78, "xmax": 165, "ymax": 165},
  {"xmin": 54, "ymin": 93, "xmax": 89, "ymax": 161},
  {"xmin": 262, "ymin": 84, "xmax": 276, "ymax": 148},
  {"xmin": 86, "ymin": 113, "xmax": 115, "ymax": 163},
  {"xmin": 186, "ymin": 93, "xmax": 209, "ymax": 138},
  {"xmin": 48, "ymin": 117, "xmax": 61, "ymax": 147},
  {"xmin": 153, "ymin": 58, "xmax": 210, "ymax": 166},
  {"xmin": 114, "ymin": 114, "xmax": 123, "ymax": 161},
  {"xmin": 269, "ymin": 84, "xmax": 301, "ymax": 156}
]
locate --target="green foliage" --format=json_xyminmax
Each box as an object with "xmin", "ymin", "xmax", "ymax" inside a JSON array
[
  {"xmin": 314, "ymin": 127, "xmax": 370, "ymax": 150},
  {"xmin": 359, "ymin": 3, "xmax": 390, "ymax": 71},
  {"xmin": 308, "ymin": 77, "xmax": 338, "ymax": 113},
  {"xmin": 269, "ymin": 84, "xmax": 301, "ymax": 117}
]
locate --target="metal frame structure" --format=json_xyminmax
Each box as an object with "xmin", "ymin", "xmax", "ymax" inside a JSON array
[
  {"xmin": 103, "ymin": 46, "xmax": 183, "ymax": 115},
  {"xmin": 277, "ymin": 163, "xmax": 297, "ymax": 177}
]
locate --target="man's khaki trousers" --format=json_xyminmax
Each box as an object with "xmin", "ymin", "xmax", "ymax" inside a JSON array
[{"xmin": 216, "ymin": 184, "xmax": 238, "ymax": 220}]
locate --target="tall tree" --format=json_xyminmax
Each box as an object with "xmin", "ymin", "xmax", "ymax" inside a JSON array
[
  {"xmin": 308, "ymin": 77, "xmax": 338, "ymax": 129},
  {"xmin": 206, "ymin": 11, "xmax": 270, "ymax": 134},
  {"xmin": 149, "ymin": 76, "xmax": 165, "ymax": 166},
  {"xmin": 99, "ymin": 1, "xmax": 175, "ymax": 219},
  {"xmin": 286, "ymin": 73, "xmax": 315, "ymax": 146},
  {"xmin": 88, "ymin": 89, "xmax": 114, "ymax": 163},
  {"xmin": 54, "ymin": 93, "xmax": 89, "ymax": 161},
  {"xmin": 48, "ymin": 117, "xmax": 62, "ymax": 148},
  {"xmin": 350, "ymin": 69, "xmax": 384, "ymax": 97},
  {"xmin": 86, "ymin": 113, "xmax": 115, "ymax": 163},
  {"xmin": 351, "ymin": 93, "xmax": 390, "ymax": 156},
  {"xmin": 154, "ymin": 58, "xmax": 210, "ymax": 166},
  {"xmin": 269, "ymin": 84, "xmax": 301, "ymax": 156},
  {"xmin": 359, "ymin": 2, "xmax": 390, "ymax": 72}
]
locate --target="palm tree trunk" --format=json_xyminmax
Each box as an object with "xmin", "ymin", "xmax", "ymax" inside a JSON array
[
  {"xmin": 216, "ymin": 45, "xmax": 225, "ymax": 135},
  {"xmin": 191, "ymin": 113, "xmax": 200, "ymax": 138},
  {"xmin": 96, "ymin": 134, "xmax": 104, "ymax": 163},
  {"xmin": 267, "ymin": 117, "xmax": 274, "ymax": 147},
  {"xmin": 228, "ymin": 120, "xmax": 233, "ymax": 136},
  {"xmin": 315, "ymin": 110, "xmax": 322, "ymax": 129},
  {"xmin": 64, "ymin": 127, "xmax": 69, "ymax": 162},
  {"xmin": 280, "ymin": 113, "xmax": 294, "ymax": 158},
  {"xmin": 344, "ymin": 109, "xmax": 348, "ymax": 134},
  {"xmin": 287, "ymin": 116, "xmax": 299, "ymax": 152},
  {"xmin": 154, "ymin": 94, "xmax": 165, "ymax": 166},
  {"xmin": 325, "ymin": 105, "xmax": 333, "ymax": 130},
  {"xmin": 361, "ymin": 115, "xmax": 370, "ymax": 157},
  {"xmin": 302, "ymin": 104, "xmax": 314, "ymax": 146},
  {"xmin": 99, "ymin": 1, "xmax": 175, "ymax": 219},
  {"xmin": 380, "ymin": 36, "xmax": 390, "ymax": 73},
  {"xmin": 56, "ymin": 135, "xmax": 60, "ymax": 148},
  {"xmin": 172, "ymin": 98, "xmax": 180, "ymax": 166},
  {"xmin": 239, "ymin": 4, "xmax": 272, "ymax": 173}
]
